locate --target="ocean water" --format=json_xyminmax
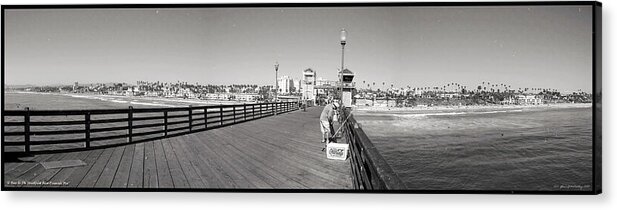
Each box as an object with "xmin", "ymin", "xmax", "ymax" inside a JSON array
[
  {"xmin": 3, "ymin": 92, "xmax": 231, "ymax": 110},
  {"xmin": 354, "ymin": 107, "xmax": 593, "ymax": 191},
  {"xmin": 2, "ymin": 92, "xmax": 243, "ymax": 152}
]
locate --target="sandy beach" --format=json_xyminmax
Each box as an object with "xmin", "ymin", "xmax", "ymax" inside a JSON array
[{"xmin": 7, "ymin": 91, "xmax": 249, "ymax": 108}]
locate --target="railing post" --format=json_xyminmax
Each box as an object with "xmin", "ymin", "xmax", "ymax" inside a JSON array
[
  {"xmin": 274, "ymin": 102, "xmax": 277, "ymax": 115},
  {"xmin": 243, "ymin": 103, "xmax": 247, "ymax": 121},
  {"xmin": 259, "ymin": 104, "xmax": 263, "ymax": 117},
  {"xmin": 220, "ymin": 106, "xmax": 224, "ymax": 126},
  {"xmin": 24, "ymin": 107, "xmax": 30, "ymax": 154},
  {"xmin": 204, "ymin": 108, "xmax": 208, "ymax": 129},
  {"xmin": 233, "ymin": 106, "xmax": 236, "ymax": 123},
  {"xmin": 128, "ymin": 106, "xmax": 133, "ymax": 143},
  {"xmin": 85, "ymin": 112, "xmax": 91, "ymax": 148},
  {"xmin": 188, "ymin": 105, "xmax": 193, "ymax": 132},
  {"xmin": 164, "ymin": 111, "xmax": 168, "ymax": 137}
]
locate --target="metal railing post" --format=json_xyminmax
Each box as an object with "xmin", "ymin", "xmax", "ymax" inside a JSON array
[
  {"xmin": 243, "ymin": 104, "xmax": 247, "ymax": 121},
  {"xmin": 164, "ymin": 111, "xmax": 168, "ymax": 136},
  {"xmin": 204, "ymin": 108, "xmax": 208, "ymax": 129},
  {"xmin": 24, "ymin": 107, "xmax": 31, "ymax": 154},
  {"xmin": 85, "ymin": 112, "xmax": 91, "ymax": 148},
  {"xmin": 188, "ymin": 105, "xmax": 193, "ymax": 132},
  {"xmin": 128, "ymin": 106, "xmax": 133, "ymax": 143},
  {"xmin": 233, "ymin": 106, "xmax": 236, "ymax": 123},
  {"xmin": 220, "ymin": 106, "xmax": 224, "ymax": 126}
]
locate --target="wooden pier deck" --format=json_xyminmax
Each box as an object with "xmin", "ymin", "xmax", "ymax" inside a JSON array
[{"xmin": 3, "ymin": 107, "xmax": 352, "ymax": 190}]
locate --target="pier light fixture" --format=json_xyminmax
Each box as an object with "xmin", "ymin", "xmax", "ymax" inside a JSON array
[
  {"xmin": 340, "ymin": 28, "xmax": 347, "ymax": 45},
  {"xmin": 339, "ymin": 28, "xmax": 347, "ymax": 103}
]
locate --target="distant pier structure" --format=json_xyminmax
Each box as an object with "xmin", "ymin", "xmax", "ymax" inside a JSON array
[{"xmin": 301, "ymin": 68, "xmax": 317, "ymax": 106}]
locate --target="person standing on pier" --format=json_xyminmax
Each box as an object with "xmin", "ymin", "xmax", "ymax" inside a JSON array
[{"xmin": 320, "ymin": 101, "xmax": 339, "ymax": 143}]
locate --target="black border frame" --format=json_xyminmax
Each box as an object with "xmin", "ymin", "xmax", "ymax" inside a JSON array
[{"xmin": 0, "ymin": 1, "xmax": 602, "ymax": 195}]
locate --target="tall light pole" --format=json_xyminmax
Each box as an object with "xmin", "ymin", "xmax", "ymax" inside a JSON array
[
  {"xmin": 274, "ymin": 62, "xmax": 279, "ymax": 102},
  {"xmin": 340, "ymin": 28, "xmax": 347, "ymax": 104}
]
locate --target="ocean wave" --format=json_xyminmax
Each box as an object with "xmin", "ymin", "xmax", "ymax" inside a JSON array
[
  {"xmin": 394, "ymin": 112, "xmax": 467, "ymax": 119},
  {"xmin": 110, "ymin": 99, "xmax": 128, "ymax": 104},
  {"xmin": 393, "ymin": 109, "xmax": 528, "ymax": 119},
  {"xmin": 129, "ymin": 101, "xmax": 178, "ymax": 107}
]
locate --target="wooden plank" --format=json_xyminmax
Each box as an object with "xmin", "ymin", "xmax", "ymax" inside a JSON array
[
  {"xmin": 167, "ymin": 138, "xmax": 206, "ymax": 189},
  {"xmin": 14, "ymin": 153, "xmax": 70, "ymax": 188},
  {"xmin": 160, "ymin": 139, "xmax": 189, "ymax": 188},
  {"xmin": 206, "ymin": 128, "xmax": 305, "ymax": 189},
  {"xmin": 142, "ymin": 141, "xmax": 158, "ymax": 188},
  {"xmin": 4, "ymin": 154, "xmax": 56, "ymax": 181},
  {"xmin": 182, "ymin": 134, "xmax": 240, "ymax": 188},
  {"xmin": 45, "ymin": 150, "xmax": 93, "ymax": 188},
  {"xmin": 94, "ymin": 146, "xmax": 125, "ymax": 187},
  {"xmin": 194, "ymin": 131, "xmax": 257, "ymax": 188},
  {"xmin": 77, "ymin": 147, "xmax": 115, "ymax": 187},
  {"xmin": 236, "ymin": 123, "xmax": 350, "ymax": 177},
  {"xmin": 25, "ymin": 151, "xmax": 84, "ymax": 188},
  {"xmin": 153, "ymin": 140, "xmax": 174, "ymax": 188},
  {"xmin": 230, "ymin": 111, "xmax": 351, "ymax": 185},
  {"xmin": 64, "ymin": 149, "xmax": 104, "ymax": 187},
  {"xmin": 215, "ymin": 126, "xmax": 344, "ymax": 188},
  {"xmin": 172, "ymin": 135, "xmax": 222, "ymax": 188},
  {"xmin": 203, "ymin": 130, "xmax": 272, "ymax": 188},
  {"xmin": 111, "ymin": 144, "xmax": 135, "ymax": 188},
  {"xmin": 127, "ymin": 142, "xmax": 145, "ymax": 188}
]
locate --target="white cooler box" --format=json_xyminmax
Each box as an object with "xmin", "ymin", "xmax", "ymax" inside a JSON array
[{"xmin": 326, "ymin": 143, "xmax": 349, "ymax": 160}]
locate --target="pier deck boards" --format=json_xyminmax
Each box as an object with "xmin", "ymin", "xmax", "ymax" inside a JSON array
[{"xmin": 3, "ymin": 107, "xmax": 353, "ymax": 190}]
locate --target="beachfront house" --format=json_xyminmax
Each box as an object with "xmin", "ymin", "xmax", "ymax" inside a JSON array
[
  {"xmin": 235, "ymin": 93, "xmax": 260, "ymax": 102},
  {"xmin": 515, "ymin": 94, "xmax": 543, "ymax": 105}
]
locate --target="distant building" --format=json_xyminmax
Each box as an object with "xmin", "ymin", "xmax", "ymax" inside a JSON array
[
  {"xmin": 511, "ymin": 94, "xmax": 543, "ymax": 105},
  {"xmin": 277, "ymin": 75, "xmax": 295, "ymax": 94},
  {"xmin": 235, "ymin": 93, "xmax": 260, "ymax": 102},
  {"xmin": 301, "ymin": 68, "xmax": 316, "ymax": 104},
  {"xmin": 205, "ymin": 93, "xmax": 231, "ymax": 100},
  {"xmin": 315, "ymin": 77, "xmax": 337, "ymax": 95}
]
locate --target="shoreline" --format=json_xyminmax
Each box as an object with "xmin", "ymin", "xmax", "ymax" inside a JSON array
[
  {"xmin": 353, "ymin": 103, "xmax": 592, "ymax": 114},
  {"xmin": 5, "ymin": 91, "xmax": 251, "ymax": 108}
]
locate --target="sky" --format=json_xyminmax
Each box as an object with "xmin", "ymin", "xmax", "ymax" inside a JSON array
[{"xmin": 3, "ymin": 6, "xmax": 593, "ymax": 92}]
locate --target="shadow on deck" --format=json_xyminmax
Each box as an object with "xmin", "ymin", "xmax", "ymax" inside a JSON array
[{"xmin": 3, "ymin": 107, "xmax": 352, "ymax": 190}]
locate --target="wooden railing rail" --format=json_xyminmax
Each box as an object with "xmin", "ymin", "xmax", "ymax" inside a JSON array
[
  {"xmin": 340, "ymin": 108, "xmax": 406, "ymax": 190},
  {"xmin": 2, "ymin": 102, "xmax": 299, "ymax": 156}
]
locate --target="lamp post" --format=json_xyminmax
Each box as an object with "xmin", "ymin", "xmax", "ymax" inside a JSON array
[
  {"xmin": 275, "ymin": 62, "xmax": 279, "ymax": 102},
  {"xmin": 340, "ymin": 28, "xmax": 347, "ymax": 104},
  {"xmin": 274, "ymin": 62, "xmax": 279, "ymax": 115}
]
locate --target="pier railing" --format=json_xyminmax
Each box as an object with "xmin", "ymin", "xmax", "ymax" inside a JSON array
[
  {"xmin": 340, "ymin": 108, "xmax": 406, "ymax": 190},
  {"xmin": 2, "ymin": 101, "xmax": 299, "ymax": 155}
]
